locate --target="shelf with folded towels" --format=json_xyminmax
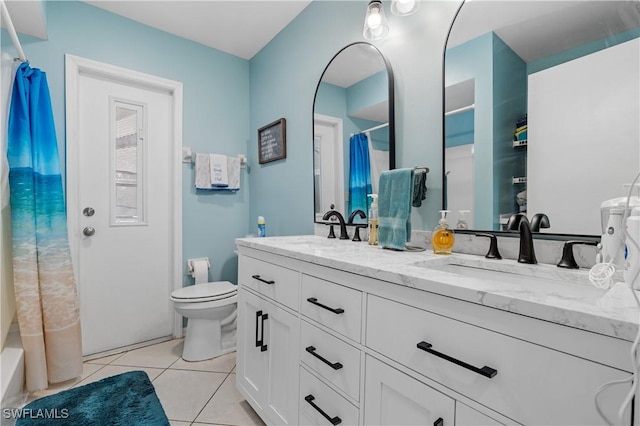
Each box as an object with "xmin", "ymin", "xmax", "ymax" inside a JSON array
[
  {"xmin": 512, "ymin": 176, "xmax": 527, "ymax": 184},
  {"xmin": 193, "ymin": 153, "xmax": 247, "ymax": 191},
  {"xmin": 189, "ymin": 153, "xmax": 247, "ymax": 167}
]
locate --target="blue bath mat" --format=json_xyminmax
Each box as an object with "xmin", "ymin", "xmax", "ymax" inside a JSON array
[{"xmin": 15, "ymin": 371, "xmax": 169, "ymax": 425}]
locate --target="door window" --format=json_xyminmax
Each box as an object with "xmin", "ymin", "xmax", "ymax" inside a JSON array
[{"xmin": 111, "ymin": 100, "xmax": 146, "ymax": 225}]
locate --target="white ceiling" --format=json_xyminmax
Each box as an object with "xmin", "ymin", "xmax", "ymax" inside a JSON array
[
  {"xmin": 2, "ymin": 1, "xmax": 312, "ymax": 60},
  {"xmin": 2, "ymin": 1, "xmax": 48, "ymax": 40},
  {"xmin": 84, "ymin": 1, "xmax": 312, "ymax": 60},
  {"xmin": 321, "ymin": 43, "xmax": 387, "ymax": 88},
  {"xmin": 448, "ymin": 1, "xmax": 640, "ymax": 63}
]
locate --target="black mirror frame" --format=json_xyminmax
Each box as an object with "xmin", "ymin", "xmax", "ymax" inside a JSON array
[{"xmin": 312, "ymin": 41, "xmax": 395, "ymax": 224}]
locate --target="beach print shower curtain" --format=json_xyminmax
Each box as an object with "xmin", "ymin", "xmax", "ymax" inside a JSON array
[{"xmin": 7, "ymin": 62, "xmax": 82, "ymax": 391}]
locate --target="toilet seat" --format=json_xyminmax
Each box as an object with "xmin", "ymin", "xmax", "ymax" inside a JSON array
[{"xmin": 170, "ymin": 281, "xmax": 237, "ymax": 303}]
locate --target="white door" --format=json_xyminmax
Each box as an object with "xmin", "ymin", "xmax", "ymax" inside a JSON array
[
  {"xmin": 364, "ymin": 355, "xmax": 455, "ymax": 426},
  {"xmin": 445, "ymin": 144, "xmax": 474, "ymax": 228},
  {"xmin": 314, "ymin": 114, "xmax": 344, "ymax": 219},
  {"xmin": 66, "ymin": 56, "xmax": 182, "ymax": 356}
]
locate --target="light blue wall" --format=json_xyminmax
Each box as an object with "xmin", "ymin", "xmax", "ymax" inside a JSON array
[
  {"xmin": 249, "ymin": 0, "xmax": 461, "ymax": 236},
  {"xmin": 346, "ymin": 70, "xmax": 387, "ymax": 115},
  {"xmin": 492, "ymin": 35, "xmax": 526, "ymax": 227},
  {"xmin": 445, "ymin": 32, "xmax": 493, "ymax": 229},
  {"xmin": 2, "ymin": 1, "xmax": 250, "ymax": 285},
  {"xmin": 445, "ymin": 110, "xmax": 473, "ymax": 148},
  {"xmin": 445, "ymin": 32, "xmax": 526, "ymax": 229}
]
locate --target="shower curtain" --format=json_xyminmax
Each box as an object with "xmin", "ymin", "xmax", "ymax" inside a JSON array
[
  {"xmin": 348, "ymin": 133, "xmax": 372, "ymax": 215},
  {"xmin": 7, "ymin": 62, "xmax": 82, "ymax": 391}
]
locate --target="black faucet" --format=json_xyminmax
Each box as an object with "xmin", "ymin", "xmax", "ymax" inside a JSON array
[
  {"xmin": 505, "ymin": 213, "xmax": 528, "ymax": 231},
  {"xmin": 557, "ymin": 240, "xmax": 599, "ymax": 269},
  {"xmin": 506, "ymin": 213, "xmax": 537, "ymax": 264},
  {"xmin": 474, "ymin": 233, "xmax": 502, "ymax": 259},
  {"xmin": 347, "ymin": 210, "xmax": 367, "ymax": 242},
  {"xmin": 347, "ymin": 209, "xmax": 366, "ymax": 224},
  {"xmin": 530, "ymin": 213, "xmax": 550, "ymax": 232},
  {"xmin": 517, "ymin": 220, "xmax": 537, "ymax": 264},
  {"xmin": 322, "ymin": 210, "xmax": 349, "ymax": 240}
]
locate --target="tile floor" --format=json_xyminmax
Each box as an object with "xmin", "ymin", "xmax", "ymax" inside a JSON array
[{"xmin": 26, "ymin": 339, "xmax": 265, "ymax": 426}]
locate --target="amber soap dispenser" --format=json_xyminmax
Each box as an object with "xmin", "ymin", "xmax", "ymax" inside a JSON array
[{"xmin": 431, "ymin": 210, "xmax": 455, "ymax": 254}]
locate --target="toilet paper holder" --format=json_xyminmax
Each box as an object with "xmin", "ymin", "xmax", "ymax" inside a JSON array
[{"xmin": 187, "ymin": 258, "xmax": 211, "ymax": 275}]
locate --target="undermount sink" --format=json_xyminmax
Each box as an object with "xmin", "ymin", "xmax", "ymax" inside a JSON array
[
  {"xmin": 284, "ymin": 237, "xmax": 348, "ymax": 248},
  {"xmin": 412, "ymin": 257, "xmax": 592, "ymax": 287}
]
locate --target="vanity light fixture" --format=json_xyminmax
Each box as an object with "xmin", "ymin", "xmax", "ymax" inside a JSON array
[
  {"xmin": 363, "ymin": 0, "xmax": 389, "ymax": 41},
  {"xmin": 390, "ymin": 0, "xmax": 420, "ymax": 16}
]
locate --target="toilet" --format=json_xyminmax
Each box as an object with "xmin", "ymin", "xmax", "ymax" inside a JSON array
[{"xmin": 170, "ymin": 281, "xmax": 238, "ymax": 361}]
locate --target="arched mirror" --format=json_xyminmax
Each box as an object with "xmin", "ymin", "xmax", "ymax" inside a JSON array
[
  {"xmin": 443, "ymin": 1, "xmax": 640, "ymax": 237},
  {"xmin": 313, "ymin": 41, "xmax": 395, "ymax": 223}
]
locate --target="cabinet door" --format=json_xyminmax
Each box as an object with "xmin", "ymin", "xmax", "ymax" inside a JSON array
[
  {"xmin": 364, "ymin": 355, "xmax": 455, "ymax": 426},
  {"xmin": 263, "ymin": 297, "xmax": 300, "ymax": 425},
  {"xmin": 237, "ymin": 289, "xmax": 268, "ymax": 414}
]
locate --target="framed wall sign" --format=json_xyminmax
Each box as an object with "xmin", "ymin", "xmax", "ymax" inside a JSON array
[{"xmin": 258, "ymin": 118, "xmax": 286, "ymax": 164}]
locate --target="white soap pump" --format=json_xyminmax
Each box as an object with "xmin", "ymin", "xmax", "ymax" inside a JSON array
[{"xmin": 456, "ymin": 210, "xmax": 470, "ymax": 230}]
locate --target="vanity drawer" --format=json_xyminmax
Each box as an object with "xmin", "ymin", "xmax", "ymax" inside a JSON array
[
  {"xmin": 299, "ymin": 367, "xmax": 359, "ymax": 426},
  {"xmin": 301, "ymin": 274, "xmax": 362, "ymax": 342},
  {"xmin": 238, "ymin": 255, "xmax": 300, "ymax": 310},
  {"xmin": 300, "ymin": 320, "xmax": 361, "ymax": 401},
  {"xmin": 366, "ymin": 295, "xmax": 631, "ymax": 425}
]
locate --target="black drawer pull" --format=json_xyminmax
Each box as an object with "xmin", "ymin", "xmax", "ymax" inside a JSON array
[
  {"xmin": 252, "ymin": 274, "xmax": 275, "ymax": 285},
  {"xmin": 255, "ymin": 310, "xmax": 262, "ymax": 348},
  {"xmin": 305, "ymin": 394, "xmax": 342, "ymax": 425},
  {"xmin": 434, "ymin": 417, "xmax": 444, "ymax": 426},
  {"xmin": 255, "ymin": 311, "xmax": 268, "ymax": 351},
  {"xmin": 417, "ymin": 341, "xmax": 497, "ymax": 378},
  {"xmin": 260, "ymin": 313, "xmax": 268, "ymax": 352},
  {"xmin": 306, "ymin": 346, "xmax": 343, "ymax": 370},
  {"xmin": 307, "ymin": 297, "xmax": 344, "ymax": 314}
]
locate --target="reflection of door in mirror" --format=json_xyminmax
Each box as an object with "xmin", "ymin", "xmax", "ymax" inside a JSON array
[
  {"xmin": 314, "ymin": 114, "xmax": 344, "ymax": 221},
  {"xmin": 528, "ymin": 39, "xmax": 640, "ymax": 236},
  {"xmin": 445, "ymin": 79, "xmax": 475, "ymax": 229}
]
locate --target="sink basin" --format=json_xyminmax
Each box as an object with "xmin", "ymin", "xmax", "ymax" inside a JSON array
[
  {"xmin": 412, "ymin": 257, "xmax": 592, "ymax": 287},
  {"xmin": 428, "ymin": 263, "xmax": 555, "ymax": 286},
  {"xmin": 283, "ymin": 237, "xmax": 351, "ymax": 248}
]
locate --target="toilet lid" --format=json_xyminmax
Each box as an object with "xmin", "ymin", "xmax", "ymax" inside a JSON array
[{"xmin": 171, "ymin": 281, "xmax": 237, "ymax": 302}]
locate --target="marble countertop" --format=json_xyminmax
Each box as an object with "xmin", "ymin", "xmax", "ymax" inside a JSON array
[{"xmin": 236, "ymin": 235, "xmax": 640, "ymax": 342}]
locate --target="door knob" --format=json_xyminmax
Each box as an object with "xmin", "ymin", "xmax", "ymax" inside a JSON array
[
  {"xmin": 83, "ymin": 227, "xmax": 95, "ymax": 237},
  {"xmin": 83, "ymin": 207, "xmax": 95, "ymax": 217}
]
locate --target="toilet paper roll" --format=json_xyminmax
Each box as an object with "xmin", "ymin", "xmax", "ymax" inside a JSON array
[{"xmin": 191, "ymin": 259, "xmax": 209, "ymax": 284}]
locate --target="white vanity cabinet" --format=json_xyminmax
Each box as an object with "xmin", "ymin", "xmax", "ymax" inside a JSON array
[
  {"xmin": 364, "ymin": 355, "xmax": 455, "ymax": 426},
  {"xmin": 236, "ymin": 243, "xmax": 635, "ymax": 426},
  {"xmin": 236, "ymin": 256, "xmax": 301, "ymax": 425},
  {"xmin": 366, "ymin": 294, "xmax": 631, "ymax": 425}
]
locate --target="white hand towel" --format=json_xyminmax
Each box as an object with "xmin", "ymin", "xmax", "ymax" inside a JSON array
[
  {"xmin": 194, "ymin": 153, "xmax": 212, "ymax": 189},
  {"xmin": 210, "ymin": 154, "xmax": 229, "ymax": 187},
  {"xmin": 227, "ymin": 157, "xmax": 241, "ymax": 190}
]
